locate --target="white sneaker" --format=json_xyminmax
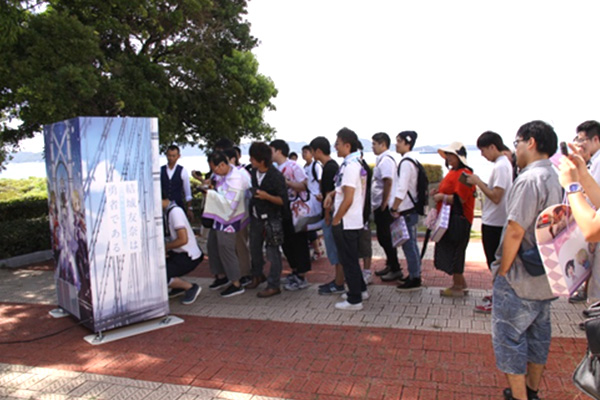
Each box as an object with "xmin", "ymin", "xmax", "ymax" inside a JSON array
[
  {"xmin": 362, "ymin": 269, "xmax": 373, "ymax": 285},
  {"xmin": 341, "ymin": 291, "xmax": 370, "ymax": 301},
  {"xmin": 335, "ymin": 300, "xmax": 363, "ymax": 311}
]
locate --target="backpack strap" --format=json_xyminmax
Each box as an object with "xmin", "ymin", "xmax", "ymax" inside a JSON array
[{"xmin": 398, "ymin": 157, "xmax": 418, "ymax": 207}]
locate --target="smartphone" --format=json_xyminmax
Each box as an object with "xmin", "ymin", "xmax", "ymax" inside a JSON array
[
  {"xmin": 458, "ymin": 172, "xmax": 472, "ymax": 187},
  {"xmin": 560, "ymin": 141, "xmax": 569, "ymax": 156}
]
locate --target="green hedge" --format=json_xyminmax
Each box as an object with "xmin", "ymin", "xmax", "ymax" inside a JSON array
[
  {"xmin": 0, "ymin": 216, "xmax": 51, "ymax": 259},
  {"xmin": 0, "ymin": 196, "xmax": 49, "ymax": 222}
]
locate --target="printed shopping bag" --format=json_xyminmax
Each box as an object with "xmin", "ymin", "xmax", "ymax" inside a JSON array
[
  {"xmin": 290, "ymin": 192, "xmax": 322, "ymax": 232},
  {"xmin": 534, "ymin": 204, "xmax": 593, "ymax": 297},
  {"xmin": 430, "ymin": 202, "xmax": 451, "ymax": 243},
  {"xmin": 391, "ymin": 216, "xmax": 410, "ymax": 247}
]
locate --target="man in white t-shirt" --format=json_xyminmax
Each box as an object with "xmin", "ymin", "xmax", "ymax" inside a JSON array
[
  {"xmin": 270, "ymin": 139, "xmax": 312, "ymax": 291},
  {"xmin": 324, "ymin": 128, "xmax": 368, "ymax": 311},
  {"xmin": 163, "ymin": 197, "xmax": 204, "ymax": 305},
  {"xmin": 371, "ymin": 132, "xmax": 402, "ymax": 282},
  {"xmin": 466, "ymin": 131, "xmax": 513, "ymax": 313},
  {"xmin": 391, "ymin": 131, "xmax": 423, "ymax": 291}
]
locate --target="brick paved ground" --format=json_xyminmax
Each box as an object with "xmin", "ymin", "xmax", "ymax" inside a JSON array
[{"xmin": 0, "ymin": 239, "xmax": 590, "ymax": 399}]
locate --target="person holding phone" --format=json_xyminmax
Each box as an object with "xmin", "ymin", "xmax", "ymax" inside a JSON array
[{"xmin": 466, "ymin": 132, "xmax": 513, "ymax": 314}]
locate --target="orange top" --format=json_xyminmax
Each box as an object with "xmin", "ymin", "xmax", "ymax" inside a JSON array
[{"xmin": 436, "ymin": 168, "xmax": 476, "ymax": 224}]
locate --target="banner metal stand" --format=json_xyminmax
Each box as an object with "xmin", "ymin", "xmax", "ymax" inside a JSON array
[{"xmin": 83, "ymin": 315, "xmax": 184, "ymax": 345}]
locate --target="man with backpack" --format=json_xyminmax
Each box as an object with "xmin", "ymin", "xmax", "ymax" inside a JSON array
[
  {"xmin": 371, "ymin": 132, "xmax": 403, "ymax": 282},
  {"xmin": 391, "ymin": 131, "xmax": 424, "ymax": 290}
]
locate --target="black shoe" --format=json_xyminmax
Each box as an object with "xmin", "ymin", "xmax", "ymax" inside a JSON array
[
  {"xmin": 168, "ymin": 288, "xmax": 185, "ymax": 299},
  {"xmin": 209, "ymin": 277, "xmax": 230, "ymax": 290},
  {"xmin": 240, "ymin": 275, "xmax": 252, "ymax": 287},
  {"xmin": 396, "ymin": 277, "xmax": 422, "ymax": 291},
  {"xmin": 380, "ymin": 270, "xmax": 404, "ymax": 282},
  {"xmin": 569, "ymin": 290, "xmax": 587, "ymax": 303},
  {"xmin": 375, "ymin": 266, "xmax": 391, "ymax": 277},
  {"xmin": 503, "ymin": 387, "xmax": 541, "ymax": 400},
  {"xmin": 181, "ymin": 284, "xmax": 201, "ymax": 305},
  {"xmin": 220, "ymin": 284, "xmax": 245, "ymax": 298}
]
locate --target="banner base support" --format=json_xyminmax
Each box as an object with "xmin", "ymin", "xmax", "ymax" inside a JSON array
[{"xmin": 83, "ymin": 315, "xmax": 184, "ymax": 345}]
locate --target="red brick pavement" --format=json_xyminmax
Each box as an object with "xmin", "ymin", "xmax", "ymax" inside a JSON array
[{"xmin": 0, "ymin": 302, "xmax": 587, "ymax": 400}]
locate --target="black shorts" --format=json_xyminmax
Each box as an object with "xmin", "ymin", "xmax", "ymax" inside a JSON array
[{"xmin": 166, "ymin": 251, "xmax": 203, "ymax": 282}]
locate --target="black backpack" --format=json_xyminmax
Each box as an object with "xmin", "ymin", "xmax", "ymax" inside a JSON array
[{"xmin": 398, "ymin": 157, "xmax": 429, "ymax": 216}]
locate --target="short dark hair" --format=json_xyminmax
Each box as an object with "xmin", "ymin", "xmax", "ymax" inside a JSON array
[
  {"xmin": 516, "ymin": 120, "xmax": 558, "ymax": 157},
  {"xmin": 208, "ymin": 150, "xmax": 228, "ymax": 166},
  {"xmin": 301, "ymin": 145, "xmax": 311, "ymax": 152},
  {"xmin": 476, "ymin": 131, "xmax": 508, "ymax": 152},
  {"xmin": 372, "ymin": 132, "xmax": 390, "ymax": 148},
  {"xmin": 249, "ymin": 141, "xmax": 272, "ymax": 165},
  {"xmin": 233, "ymin": 146, "xmax": 242, "ymax": 157},
  {"xmin": 577, "ymin": 120, "xmax": 600, "ymax": 140},
  {"xmin": 224, "ymin": 147, "xmax": 237, "ymax": 162},
  {"xmin": 309, "ymin": 136, "xmax": 331, "ymax": 155},
  {"xmin": 166, "ymin": 145, "xmax": 180, "ymax": 153},
  {"xmin": 337, "ymin": 128, "xmax": 359, "ymax": 153},
  {"xmin": 269, "ymin": 139, "xmax": 290, "ymax": 157},
  {"xmin": 214, "ymin": 138, "xmax": 234, "ymax": 151},
  {"xmin": 289, "ymin": 152, "xmax": 298, "ymax": 159}
]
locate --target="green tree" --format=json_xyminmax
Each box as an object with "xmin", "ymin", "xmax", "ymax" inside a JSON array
[{"xmin": 0, "ymin": 0, "xmax": 277, "ymax": 166}]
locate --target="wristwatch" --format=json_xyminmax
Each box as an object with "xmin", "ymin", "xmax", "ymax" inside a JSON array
[{"xmin": 567, "ymin": 182, "xmax": 583, "ymax": 195}]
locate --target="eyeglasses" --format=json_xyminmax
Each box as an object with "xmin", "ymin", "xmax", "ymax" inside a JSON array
[
  {"xmin": 513, "ymin": 139, "xmax": 525, "ymax": 148},
  {"xmin": 573, "ymin": 137, "xmax": 589, "ymax": 144}
]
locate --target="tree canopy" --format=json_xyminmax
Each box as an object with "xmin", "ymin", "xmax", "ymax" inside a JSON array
[{"xmin": 0, "ymin": 0, "xmax": 277, "ymax": 165}]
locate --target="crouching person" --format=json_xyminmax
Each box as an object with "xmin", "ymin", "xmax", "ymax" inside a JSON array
[{"xmin": 163, "ymin": 197, "xmax": 204, "ymax": 305}]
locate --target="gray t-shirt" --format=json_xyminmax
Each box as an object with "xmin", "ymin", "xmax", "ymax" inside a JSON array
[{"xmin": 491, "ymin": 159, "xmax": 562, "ymax": 300}]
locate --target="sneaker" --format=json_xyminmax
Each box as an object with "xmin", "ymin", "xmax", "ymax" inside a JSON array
[
  {"xmin": 362, "ymin": 269, "xmax": 373, "ymax": 285},
  {"xmin": 503, "ymin": 387, "xmax": 541, "ymax": 400},
  {"xmin": 380, "ymin": 270, "xmax": 404, "ymax": 282},
  {"xmin": 220, "ymin": 284, "xmax": 245, "ymax": 298},
  {"xmin": 181, "ymin": 284, "xmax": 201, "ymax": 305},
  {"xmin": 284, "ymin": 275, "xmax": 309, "ymax": 291},
  {"xmin": 474, "ymin": 302, "xmax": 492, "ymax": 314},
  {"xmin": 396, "ymin": 277, "xmax": 422, "ymax": 291},
  {"xmin": 318, "ymin": 280, "xmax": 335, "ymax": 290},
  {"xmin": 168, "ymin": 288, "xmax": 185, "ymax": 299},
  {"xmin": 335, "ymin": 300, "xmax": 363, "ymax": 311},
  {"xmin": 318, "ymin": 282, "xmax": 346, "ymax": 295},
  {"xmin": 282, "ymin": 273, "xmax": 297, "ymax": 285},
  {"xmin": 569, "ymin": 290, "xmax": 587, "ymax": 304},
  {"xmin": 240, "ymin": 275, "xmax": 252, "ymax": 287},
  {"xmin": 375, "ymin": 265, "xmax": 391, "ymax": 277},
  {"xmin": 209, "ymin": 277, "xmax": 230, "ymax": 290},
  {"xmin": 341, "ymin": 291, "xmax": 370, "ymax": 301}
]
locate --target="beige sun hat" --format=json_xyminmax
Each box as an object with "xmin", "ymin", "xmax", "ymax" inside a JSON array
[{"xmin": 438, "ymin": 142, "xmax": 469, "ymax": 167}]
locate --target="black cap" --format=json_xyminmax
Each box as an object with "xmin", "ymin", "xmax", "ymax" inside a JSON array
[{"xmin": 398, "ymin": 131, "xmax": 418, "ymax": 145}]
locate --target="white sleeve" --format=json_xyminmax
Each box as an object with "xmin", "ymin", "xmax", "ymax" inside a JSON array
[
  {"xmin": 180, "ymin": 167, "xmax": 193, "ymax": 202},
  {"xmin": 380, "ymin": 157, "xmax": 396, "ymax": 180},
  {"xmin": 494, "ymin": 163, "xmax": 512, "ymax": 190},
  {"xmin": 316, "ymin": 162, "xmax": 323, "ymax": 181},
  {"xmin": 169, "ymin": 207, "xmax": 188, "ymax": 231}
]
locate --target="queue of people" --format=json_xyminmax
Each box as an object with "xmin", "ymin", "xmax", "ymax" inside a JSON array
[{"xmin": 159, "ymin": 121, "xmax": 600, "ymax": 400}]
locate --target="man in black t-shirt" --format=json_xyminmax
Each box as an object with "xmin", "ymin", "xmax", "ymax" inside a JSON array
[{"xmin": 310, "ymin": 136, "xmax": 346, "ymax": 295}]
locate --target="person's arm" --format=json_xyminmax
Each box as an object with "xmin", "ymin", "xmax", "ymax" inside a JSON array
[
  {"xmin": 165, "ymin": 227, "xmax": 188, "ymax": 251},
  {"xmin": 466, "ymin": 174, "xmax": 505, "ymax": 204},
  {"xmin": 380, "ymin": 177, "xmax": 393, "ymax": 211},
  {"xmin": 332, "ymin": 186, "xmax": 355, "ymax": 225},
  {"xmin": 286, "ymin": 178, "xmax": 308, "ymax": 193},
  {"xmin": 559, "ymin": 154, "xmax": 600, "ymax": 241},
  {"xmin": 255, "ymin": 190, "xmax": 284, "ymax": 206},
  {"xmin": 181, "ymin": 169, "xmax": 194, "ymax": 220},
  {"xmin": 497, "ymin": 220, "xmax": 526, "ymax": 276}
]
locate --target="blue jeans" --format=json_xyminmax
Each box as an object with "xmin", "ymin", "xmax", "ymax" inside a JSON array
[
  {"xmin": 401, "ymin": 212, "xmax": 421, "ymax": 279},
  {"xmin": 492, "ymin": 275, "xmax": 552, "ymax": 374},
  {"xmin": 321, "ymin": 220, "xmax": 340, "ymax": 266}
]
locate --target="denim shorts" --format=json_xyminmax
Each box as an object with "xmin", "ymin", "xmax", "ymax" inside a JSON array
[
  {"xmin": 321, "ymin": 220, "xmax": 339, "ymax": 265},
  {"xmin": 491, "ymin": 275, "xmax": 552, "ymax": 374}
]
